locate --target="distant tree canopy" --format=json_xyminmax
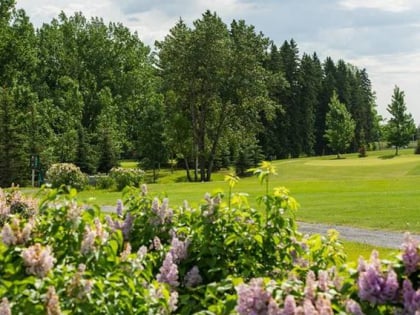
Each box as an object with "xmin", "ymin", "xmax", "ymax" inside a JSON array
[{"xmin": 0, "ymin": 4, "xmax": 394, "ymax": 185}]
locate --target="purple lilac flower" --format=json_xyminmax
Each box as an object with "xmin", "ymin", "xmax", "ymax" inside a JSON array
[
  {"xmin": 151, "ymin": 197, "xmax": 172, "ymax": 225},
  {"xmin": 116, "ymin": 199, "xmax": 123, "ymax": 217},
  {"xmin": 346, "ymin": 299, "xmax": 365, "ymax": 315},
  {"xmin": 315, "ymin": 295, "xmax": 333, "ymax": 315},
  {"xmin": 267, "ymin": 299, "xmax": 281, "ymax": 315},
  {"xmin": 402, "ymin": 232, "xmax": 420, "ymax": 274},
  {"xmin": 357, "ymin": 251, "xmax": 399, "ymax": 304},
  {"xmin": 80, "ymin": 226, "xmax": 96, "ymax": 254},
  {"xmin": 122, "ymin": 213, "xmax": 133, "ymax": 240},
  {"xmin": 137, "ymin": 245, "xmax": 147, "ymax": 260},
  {"xmin": 403, "ymin": 279, "xmax": 420, "ymax": 313},
  {"xmin": 169, "ymin": 236, "xmax": 189, "ymax": 263},
  {"xmin": 105, "ymin": 214, "xmax": 133, "ymax": 240},
  {"xmin": 1, "ymin": 224, "xmax": 16, "ymax": 246},
  {"xmin": 141, "ymin": 184, "xmax": 148, "ymax": 196},
  {"xmin": 45, "ymin": 286, "xmax": 61, "ymax": 315},
  {"xmin": 184, "ymin": 266, "xmax": 202, "ymax": 288},
  {"xmin": 235, "ymin": 278, "xmax": 272, "ymax": 315},
  {"xmin": 66, "ymin": 201, "xmax": 83, "ymax": 226},
  {"xmin": 282, "ymin": 295, "xmax": 296, "ymax": 315},
  {"xmin": 153, "ymin": 237, "xmax": 162, "ymax": 251},
  {"xmin": 304, "ymin": 270, "xmax": 316, "ymax": 302},
  {"xmin": 169, "ymin": 291, "xmax": 178, "ymax": 312},
  {"xmin": 303, "ymin": 298, "xmax": 317, "ymax": 314},
  {"xmin": 157, "ymin": 252, "xmax": 179, "ymax": 287},
  {"xmin": 318, "ymin": 270, "xmax": 329, "ymax": 292},
  {"xmin": 120, "ymin": 242, "xmax": 132, "ymax": 262},
  {"xmin": 22, "ymin": 243, "xmax": 55, "ymax": 278},
  {"xmin": 0, "ymin": 298, "xmax": 11, "ymax": 315}
]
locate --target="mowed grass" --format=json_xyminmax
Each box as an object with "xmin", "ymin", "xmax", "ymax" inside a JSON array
[
  {"xmin": 78, "ymin": 148, "xmax": 420, "ymax": 233},
  {"xmin": 341, "ymin": 240, "xmax": 397, "ymax": 263}
]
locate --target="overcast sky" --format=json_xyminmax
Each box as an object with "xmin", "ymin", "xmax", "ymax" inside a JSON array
[{"xmin": 16, "ymin": 0, "xmax": 420, "ymax": 123}]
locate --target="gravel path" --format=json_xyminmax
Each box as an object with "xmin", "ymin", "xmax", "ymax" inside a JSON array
[
  {"xmin": 101, "ymin": 205, "xmax": 416, "ymax": 249},
  {"xmin": 297, "ymin": 221, "xmax": 419, "ymax": 249}
]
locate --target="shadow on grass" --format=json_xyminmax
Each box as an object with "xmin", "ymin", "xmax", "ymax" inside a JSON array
[{"xmin": 378, "ymin": 154, "xmax": 396, "ymax": 160}]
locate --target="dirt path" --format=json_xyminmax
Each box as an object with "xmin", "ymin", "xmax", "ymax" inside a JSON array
[{"xmin": 298, "ymin": 221, "xmax": 417, "ymax": 249}]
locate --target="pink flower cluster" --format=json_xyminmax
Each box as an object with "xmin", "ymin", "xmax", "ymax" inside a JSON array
[
  {"xmin": 67, "ymin": 264, "xmax": 93, "ymax": 299},
  {"xmin": 157, "ymin": 252, "xmax": 179, "ymax": 287},
  {"xmin": 202, "ymin": 192, "xmax": 221, "ymax": 217},
  {"xmin": 235, "ymin": 278, "xmax": 276, "ymax": 315},
  {"xmin": 45, "ymin": 286, "xmax": 61, "ymax": 315},
  {"xmin": 1, "ymin": 217, "xmax": 33, "ymax": 246},
  {"xmin": 236, "ymin": 269, "xmax": 344, "ymax": 315},
  {"xmin": 402, "ymin": 279, "xmax": 420, "ymax": 313},
  {"xmin": 21, "ymin": 243, "xmax": 55, "ymax": 278},
  {"xmin": 151, "ymin": 197, "xmax": 173, "ymax": 225},
  {"xmin": 402, "ymin": 232, "xmax": 420, "ymax": 274},
  {"xmin": 184, "ymin": 266, "xmax": 202, "ymax": 288},
  {"xmin": 0, "ymin": 298, "xmax": 11, "ymax": 315},
  {"xmin": 80, "ymin": 218, "xmax": 109, "ymax": 255},
  {"xmin": 169, "ymin": 235, "xmax": 189, "ymax": 263},
  {"xmin": 105, "ymin": 213, "xmax": 133, "ymax": 240},
  {"xmin": 357, "ymin": 250, "xmax": 399, "ymax": 304}
]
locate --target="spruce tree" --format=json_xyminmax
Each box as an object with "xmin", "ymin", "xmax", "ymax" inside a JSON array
[{"xmin": 385, "ymin": 86, "xmax": 415, "ymax": 155}]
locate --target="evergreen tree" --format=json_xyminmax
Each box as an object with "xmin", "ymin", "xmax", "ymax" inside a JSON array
[
  {"xmin": 385, "ymin": 86, "xmax": 415, "ymax": 155},
  {"xmin": 314, "ymin": 57, "xmax": 336, "ymax": 155},
  {"xmin": 298, "ymin": 53, "xmax": 322, "ymax": 155},
  {"xmin": 324, "ymin": 92, "xmax": 355, "ymax": 158},
  {"xmin": 0, "ymin": 87, "xmax": 29, "ymax": 186}
]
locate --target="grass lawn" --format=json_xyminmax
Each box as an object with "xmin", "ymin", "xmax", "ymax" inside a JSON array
[
  {"xmin": 24, "ymin": 147, "xmax": 420, "ymax": 258},
  {"xmin": 83, "ymin": 148, "xmax": 420, "ymax": 233},
  {"xmin": 341, "ymin": 240, "xmax": 397, "ymax": 263}
]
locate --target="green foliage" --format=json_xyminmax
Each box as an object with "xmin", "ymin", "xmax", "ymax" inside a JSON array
[
  {"xmin": 1, "ymin": 167, "xmax": 420, "ymax": 313},
  {"xmin": 94, "ymin": 175, "xmax": 115, "ymax": 190},
  {"xmin": 46, "ymin": 163, "xmax": 88, "ymax": 191},
  {"xmin": 109, "ymin": 167, "xmax": 144, "ymax": 191},
  {"xmin": 324, "ymin": 91, "xmax": 356, "ymax": 158},
  {"xmin": 385, "ymin": 86, "xmax": 416, "ymax": 155}
]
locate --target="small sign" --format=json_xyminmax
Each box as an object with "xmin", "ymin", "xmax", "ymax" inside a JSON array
[{"xmin": 30, "ymin": 155, "xmax": 40, "ymax": 169}]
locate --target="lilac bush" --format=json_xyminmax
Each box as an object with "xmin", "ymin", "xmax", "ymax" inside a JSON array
[{"xmin": 2, "ymin": 162, "xmax": 420, "ymax": 314}]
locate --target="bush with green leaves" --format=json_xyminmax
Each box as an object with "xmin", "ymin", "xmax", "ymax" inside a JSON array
[
  {"xmin": 46, "ymin": 163, "xmax": 88, "ymax": 191},
  {"xmin": 1, "ymin": 162, "xmax": 419, "ymax": 314},
  {"xmin": 109, "ymin": 167, "xmax": 145, "ymax": 191}
]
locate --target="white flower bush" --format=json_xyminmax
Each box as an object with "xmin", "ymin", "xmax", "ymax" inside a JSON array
[{"xmin": 46, "ymin": 163, "xmax": 88, "ymax": 190}]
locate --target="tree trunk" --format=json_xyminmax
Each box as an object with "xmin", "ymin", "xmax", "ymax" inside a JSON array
[
  {"xmin": 184, "ymin": 157, "xmax": 192, "ymax": 182},
  {"xmin": 395, "ymin": 146, "xmax": 399, "ymax": 156}
]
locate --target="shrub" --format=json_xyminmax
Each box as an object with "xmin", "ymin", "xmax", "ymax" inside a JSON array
[
  {"xmin": 1, "ymin": 161, "xmax": 419, "ymax": 314},
  {"xmin": 46, "ymin": 163, "xmax": 88, "ymax": 191},
  {"xmin": 358, "ymin": 145, "xmax": 367, "ymax": 157},
  {"xmin": 95, "ymin": 175, "xmax": 115, "ymax": 190},
  {"xmin": 109, "ymin": 167, "xmax": 144, "ymax": 191}
]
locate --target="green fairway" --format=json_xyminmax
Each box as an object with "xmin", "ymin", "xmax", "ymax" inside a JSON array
[{"xmin": 76, "ymin": 148, "xmax": 420, "ymax": 233}]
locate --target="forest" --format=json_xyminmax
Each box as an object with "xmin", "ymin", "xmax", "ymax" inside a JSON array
[{"xmin": 0, "ymin": 1, "xmax": 382, "ymax": 186}]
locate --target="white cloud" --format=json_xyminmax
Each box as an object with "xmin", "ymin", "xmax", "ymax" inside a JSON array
[
  {"xmin": 348, "ymin": 53, "xmax": 420, "ymax": 121},
  {"xmin": 14, "ymin": 0, "xmax": 420, "ymax": 123},
  {"xmin": 339, "ymin": 0, "xmax": 412, "ymax": 12}
]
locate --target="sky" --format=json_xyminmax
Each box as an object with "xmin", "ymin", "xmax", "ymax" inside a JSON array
[{"xmin": 16, "ymin": 0, "xmax": 420, "ymax": 123}]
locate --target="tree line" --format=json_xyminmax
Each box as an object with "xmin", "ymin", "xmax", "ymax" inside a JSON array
[{"xmin": 0, "ymin": 2, "xmax": 408, "ymax": 186}]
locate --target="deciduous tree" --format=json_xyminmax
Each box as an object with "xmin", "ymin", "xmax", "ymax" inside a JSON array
[{"xmin": 324, "ymin": 92, "xmax": 355, "ymax": 158}]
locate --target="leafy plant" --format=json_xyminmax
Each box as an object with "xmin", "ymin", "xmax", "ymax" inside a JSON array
[
  {"xmin": 46, "ymin": 163, "xmax": 88, "ymax": 191},
  {"xmin": 109, "ymin": 167, "xmax": 145, "ymax": 191}
]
